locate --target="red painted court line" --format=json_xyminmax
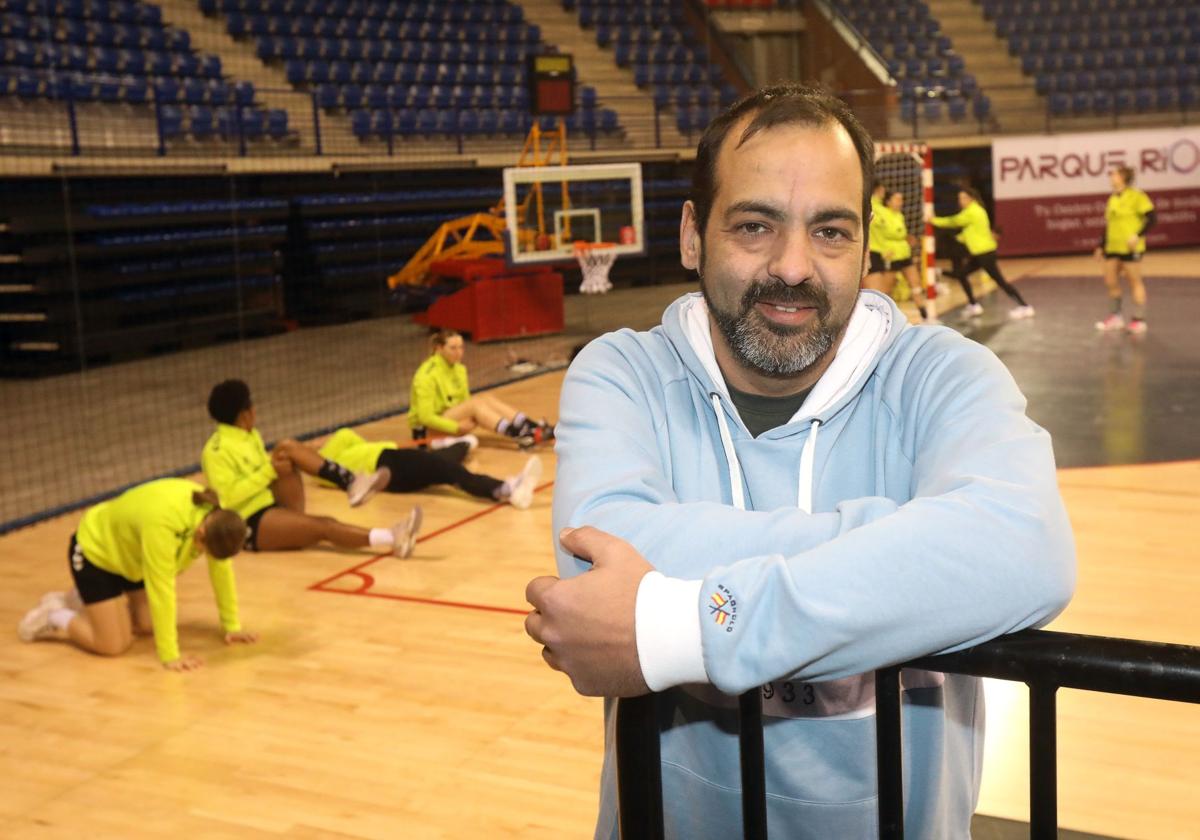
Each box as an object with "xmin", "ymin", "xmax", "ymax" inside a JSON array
[
  {"xmin": 307, "ymin": 481, "xmax": 555, "ymax": 616},
  {"xmin": 313, "ymin": 587, "xmax": 527, "ymax": 616}
]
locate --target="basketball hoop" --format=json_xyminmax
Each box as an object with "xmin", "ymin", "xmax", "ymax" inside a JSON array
[{"xmin": 574, "ymin": 241, "xmax": 617, "ymax": 294}]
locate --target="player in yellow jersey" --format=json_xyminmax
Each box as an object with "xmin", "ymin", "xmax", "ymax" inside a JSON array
[
  {"xmin": 17, "ymin": 479, "xmax": 252, "ymax": 671},
  {"xmin": 931, "ymin": 187, "xmax": 1033, "ymax": 320},
  {"xmin": 409, "ymin": 330, "xmax": 554, "ymax": 449},
  {"xmin": 318, "ymin": 427, "xmax": 543, "ymax": 510},
  {"xmin": 1094, "ymin": 165, "xmax": 1156, "ymax": 334},
  {"xmin": 863, "ymin": 181, "xmax": 892, "ymax": 294},
  {"xmin": 877, "ymin": 190, "xmax": 939, "ymax": 323},
  {"xmin": 203, "ymin": 380, "xmax": 422, "ymax": 558}
]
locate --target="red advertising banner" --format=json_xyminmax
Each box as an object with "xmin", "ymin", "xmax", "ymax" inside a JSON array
[{"xmin": 991, "ymin": 128, "xmax": 1200, "ymax": 256}]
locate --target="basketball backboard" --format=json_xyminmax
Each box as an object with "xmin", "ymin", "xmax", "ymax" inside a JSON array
[{"xmin": 501, "ymin": 162, "xmax": 645, "ymax": 265}]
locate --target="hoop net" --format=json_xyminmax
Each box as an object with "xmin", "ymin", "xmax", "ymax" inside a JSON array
[{"xmin": 574, "ymin": 241, "xmax": 617, "ymax": 294}]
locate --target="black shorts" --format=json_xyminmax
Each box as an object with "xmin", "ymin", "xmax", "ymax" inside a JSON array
[
  {"xmin": 1104, "ymin": 251, "xmax": 1142, "ymax": 262},
  {"xmin": 68, "ymin": 533, "xmax": 144, "ymax": 605},
  {"xmin": 887, "ymin": 257, "xmax": 914, "ymax": 270},
  {"xmin": 244, "ymin": 504, "xmax": 277, "ymax": 552},
  {"xmin": 868, "ymin": 251, "xmax": 887, "ymax": 273}
]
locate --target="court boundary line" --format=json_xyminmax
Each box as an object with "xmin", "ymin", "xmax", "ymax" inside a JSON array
[{"xmin": 307, "ymin": 480, "xmax": 554, "ymax": 616}]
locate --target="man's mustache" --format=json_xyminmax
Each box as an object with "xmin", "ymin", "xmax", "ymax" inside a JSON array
[{"xmin": 741, "ymin": 280, "xmax": 830, "ymax": 315}]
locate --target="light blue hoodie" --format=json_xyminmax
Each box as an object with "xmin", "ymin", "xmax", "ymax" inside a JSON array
[{"xmin": 552, "ymin": 290, "xmax": 1075, "ymax": 839}]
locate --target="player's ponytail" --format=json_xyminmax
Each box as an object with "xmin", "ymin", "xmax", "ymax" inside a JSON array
[{"xmin": 192, "ymin": 488, "xmax": 221, "ymax": 508}]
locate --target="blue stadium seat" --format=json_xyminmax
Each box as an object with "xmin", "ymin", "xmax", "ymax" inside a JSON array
[
  {"xmin": 191, "ymin": 106, "xmax": 215, "ymax": 139},
  {"xmin": 267, "ymin": 108, "xmax": 288, "ymax": 139},
  {"xmin": 159, "ymin": 104, "xmax": 184, "ymax": 139}
]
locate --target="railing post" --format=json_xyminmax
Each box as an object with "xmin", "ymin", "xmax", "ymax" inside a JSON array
[
  {"xmin": 311, "ymin": 91, "xmax": 322, "ymax": 156},
  {"xmin": 875, "ymin": 666, "xmax": 905, "ymax": 840},
  {"xmin": 738, "ymin": 690, "xmax": 768, "ymax": 839},
  {"xmin": 153, "ymin": 92, "xmax": 166, "ymax": 157},
  {"xmin": 236, "ymin": 105, "xmax": 247, "ymax": 157},
  {"xmin": 65, "ymin": 88, "xmax": 81, "ymax": 156},
  {"xmin": 615, "ymin": 694, "xmax": 664, "ymax": 840},
  {"xmin": 653, "ymin": 102, "xmax": 661, "ymax": 149},
  {"xmin": 1028, "ymin": 682, "xmax": 1058, "ymax": 840}
]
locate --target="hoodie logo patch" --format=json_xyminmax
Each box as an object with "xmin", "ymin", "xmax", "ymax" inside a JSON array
[{"xmin": 709, "ymin": 584, "xmax": 738, "ymax": 633}]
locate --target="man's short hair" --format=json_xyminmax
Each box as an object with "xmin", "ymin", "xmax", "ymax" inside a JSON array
[
  {"xmin": 208, "ymin": 379, "xmax": 252, "ymax": 425},
  {"xmin": 691, "ymin": 83, "xmax": 876, "ymax": 242}
]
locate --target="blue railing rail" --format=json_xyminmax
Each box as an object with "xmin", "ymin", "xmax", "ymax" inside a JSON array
[{"xmin": 614, "ymin": 628, "xmax": 1200, "ymax": 840}]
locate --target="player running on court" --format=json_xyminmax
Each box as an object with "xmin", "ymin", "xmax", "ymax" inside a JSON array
[{"xmin": 876, "ymin": 189, "xmax": 938, "ymax": 324}]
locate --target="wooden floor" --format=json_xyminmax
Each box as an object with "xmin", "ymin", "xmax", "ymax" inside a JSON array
[{"xmin": 4, "ymin": 260, "xmax": 1200, "ymax": 839}]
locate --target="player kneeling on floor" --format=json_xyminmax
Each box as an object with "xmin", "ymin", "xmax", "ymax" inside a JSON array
[{"xmin": 17, "ymin": 479, "xmax": 253, "ymax": 672}]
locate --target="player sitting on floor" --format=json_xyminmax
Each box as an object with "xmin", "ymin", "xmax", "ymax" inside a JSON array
[
  {"xmin": 409, "ymin": 329, "xmax": 554, "ymax": 449},
  {"xmin": 202, "ymin": 379, "xmax": 422, "ymax": 558},
  {"xmin": 318, "ymin": 428, "xmax": 543, "ymax": 510}
]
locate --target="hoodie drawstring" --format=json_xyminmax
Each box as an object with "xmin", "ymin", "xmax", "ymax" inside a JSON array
[
  {"xmin": 712, "ymin": 394, "xmax": 820, "ymax": 515},
  {"xmin": 797, "ymin": 419, "xmax": 820, "ymax": 514},
  {"xmin": 712, "ymin": 393, "xmax": 746, "ymax": 511}
]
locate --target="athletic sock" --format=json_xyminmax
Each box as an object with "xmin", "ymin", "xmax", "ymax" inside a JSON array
[
  {"xmin": 1132, "ymin": 303, "xmax": 1146, "ymax": 319},
  {"xmin": 368, "ymin": 528, "xmax": 395, "ymax": 548},
  {"xmin": 1111, "ymin": 297, "xmax": 1123, "ymax": 315},
  {"xmin": 512, "ymin": 412, "xmax": 528, "ymax": 431},
  {"xmin": 495, "ymin": 418, "xmax": 511, "ymax": 436},
  {"xmin": 48, "ymin": 608, "xmax": 76, "ymax": 632},
  {"xmin": 317, "ymin": 460, "xmax": 354, "ymax": 490}
]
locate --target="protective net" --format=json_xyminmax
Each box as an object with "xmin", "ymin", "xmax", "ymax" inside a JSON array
[{"xmin": 0, "ymin": 163, "xmax": 693, "ymax": 534}]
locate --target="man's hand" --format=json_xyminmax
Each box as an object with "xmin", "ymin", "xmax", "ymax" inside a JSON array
[
  {"xmin": 163, "ymin": 654, "xmax": 204, "ymax": 672},
  {"xmin": 224, "ymin": 630, "xmax": 259, "ymax": 645},
  {"xmin": 525, "ymin": 527, "xmax": 653, "ymax": 698}
]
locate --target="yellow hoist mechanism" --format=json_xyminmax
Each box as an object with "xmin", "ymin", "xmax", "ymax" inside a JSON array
[{"xmin": 387, "ymin": 120, "xmax": 572, "ymax": 289}]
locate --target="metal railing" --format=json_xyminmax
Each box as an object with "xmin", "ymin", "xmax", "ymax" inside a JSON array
[{"xmin": 614, "ymin": 628, "xmax": 1200, "ymax": 839}]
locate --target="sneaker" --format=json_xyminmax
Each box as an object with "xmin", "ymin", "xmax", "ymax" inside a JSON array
[
  {"xmin": 430, "ymin": 433, "xmax": 479, "ymax": 453},
  {"xmin": 38, "ymin": 590, "xmax": 68, "ymax": 610},
  {"xmin": 1127, "ymin": 318, "xmax": 1147, "ymax": 335},
  {"xmin": 505, "ymin": 456, "xmax": 543, "ymax": 510},
  {"xmin": 391, "ymin": 505, "xmax": 423, "ymax": 559},
  {"xmin": 348, "ymin": 467, "xmax": 391, "ymax": 507},
  {"xmin": 1009, "ymin": 305, "xmax": 1035, "ymax": 320},
  {"xmin": 965, "ymin": 303, "xmax": 984, "ymax": 318},
  {"xmin": 1095, "ymin": 313, "xmax": 1125, "ymax": 331},
  {"xmin": 17, "ymin": 601, "xmax": 64, "ymax": 642}
]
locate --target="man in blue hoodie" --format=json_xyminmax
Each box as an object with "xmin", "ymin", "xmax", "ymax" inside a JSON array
[{"xmin": 524, "ymin": 84, "xmax": 1076, "ymax": 838}]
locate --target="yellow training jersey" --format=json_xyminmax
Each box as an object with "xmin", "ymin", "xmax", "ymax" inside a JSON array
[
  {"xmin": 868, "ymin": 196, "xmax": 887, "ymax": 256},
  {"xmin": 876, "ymin": 205, "xmax": 912, "ymax": 263},
  {"xmin": 408, "ymin": 353, "xmax": 470, "ymax": 434},
  {"xmin": 201, "ymin": 423, "xmax": 277, "ymax": 519},
  {"xmin": 931, "ymin": 201, "xmax": 998, "ymax": 256},
  {"xmin": 1104, "ymin": 188, "xmax": 1154, "ymax": 255},
  {"xmin": 76, "ymin": 478, "xmax": 241, "ymax": 662}
]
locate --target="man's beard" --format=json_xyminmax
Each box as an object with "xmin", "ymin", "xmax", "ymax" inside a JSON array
[{"xmin": 701, "ymin": 272, "xmax": 845, "ymax": 379}]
